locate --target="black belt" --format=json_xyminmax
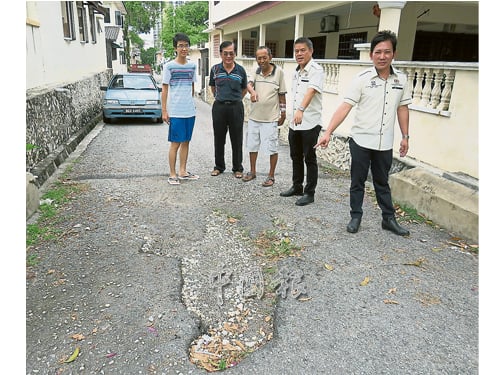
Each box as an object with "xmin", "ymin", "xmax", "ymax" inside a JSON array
[{"xmin": 216, "ymin": 100, "xmax": 240, "ymax": 105}]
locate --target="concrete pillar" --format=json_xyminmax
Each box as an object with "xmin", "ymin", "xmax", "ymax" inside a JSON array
[
  {"xmin": 237, "ymin": 30, "xmax": 242, "ymax": 57},
  {"xmin": 259, "ymin": 24, "xmax": 266, "ymax": 47},
  {"xmin": 355, "ymin": 43, "xmax": 371, "ymax": 61},
  {"xmin": 378, "ymin": 1, "xmax": 406, "ymax": 35},
  {"xmin": 294, "ymin": 14, "xmax": 304, "ymax": 40}
]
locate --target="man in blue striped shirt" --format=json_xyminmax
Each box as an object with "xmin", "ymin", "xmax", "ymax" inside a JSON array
[{"xmin": 162, "ymin": 33, "xmax": 199, "ymax": 185}]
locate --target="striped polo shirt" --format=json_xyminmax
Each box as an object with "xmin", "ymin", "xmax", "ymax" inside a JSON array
[{"xmin": 209, "ymin": 62, "xmax": 247, "ymax": 102}]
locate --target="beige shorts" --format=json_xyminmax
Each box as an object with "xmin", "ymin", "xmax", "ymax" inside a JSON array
[{"xmin": 246, "ymin": 119, "xmax": 278, "ymax": 154}]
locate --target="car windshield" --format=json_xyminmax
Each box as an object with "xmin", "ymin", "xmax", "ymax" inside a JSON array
[{"xmin": 111, "ymin": 75, "xmax": 156, "ymax": 90}]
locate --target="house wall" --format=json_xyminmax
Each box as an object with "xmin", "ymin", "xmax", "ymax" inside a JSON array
[
  {"xmin": 26, "ymin": 1, "xmax": 116, "ymax": 187},
  {"xmin": 26, "ymin": 2, "xmax": 108, "ymax": 90},
  {"xmin": 26, "ymin": 71, "xmax": 112, "ymax": 187}
]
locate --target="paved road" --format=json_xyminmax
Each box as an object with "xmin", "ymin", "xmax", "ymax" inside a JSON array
[{"xmin": 26, "ymin": 98, "xmax": 478, "ymax": 374}]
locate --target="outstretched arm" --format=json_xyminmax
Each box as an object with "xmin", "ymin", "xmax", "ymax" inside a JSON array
[{"xmin": 315, "ymin": 102, "xmax": 352, "ymax": 148}]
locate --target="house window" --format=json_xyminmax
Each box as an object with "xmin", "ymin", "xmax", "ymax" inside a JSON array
[
  {"xmin": 88, "ymin": 6, "xmax": 97, "ymax": 43},
  {"xmin": 61, "ymin": 1, "xmax": 76, "ymax": 40},
  {"xmin": 103, "ymin": 7, "xmax": 110, "ymax": 23},
  {"xmin": 120, "ymin": 51, "xmax": 126, "ymax": 64},
  {"xmin": 242, "ymin": 39, "xmax": 256, "ymax": 57},
  {"xmin": 265, "ymin": 41, "xmax": 278, "ymax": 57},
  {"xmin": 115, "ymin": 11, "xmax": 122, "ymax": 26},
  {"xmin": 112, "ymin": 47, "xmax": 117, "ymax": 61},
  {"xmin": 338, "ymin": 32, "xmax": 367, "ymax": 60},
  {"xmin": 76, "ymin": 2, "xmax": 88, "ymax": 42}
]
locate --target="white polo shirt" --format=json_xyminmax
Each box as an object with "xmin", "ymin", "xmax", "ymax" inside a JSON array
[
  {"xmin": 345, "ymin": 66, "xmax": 412, "ymax": 150},
  {"xmin": 290, "ymin": 59, "xmax": 324, "ymax": 131}
]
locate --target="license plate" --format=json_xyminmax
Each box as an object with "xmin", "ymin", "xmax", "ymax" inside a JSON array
[{"xmin": 124, "ymin": 108, "xmax": 143, "ymax": 114}]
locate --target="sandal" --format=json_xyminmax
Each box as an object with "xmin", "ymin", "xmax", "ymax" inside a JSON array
[
  {"xmin": 179, "ymin": 172, "xmax": 199, "ymax": 180},
  {"xmin": 242, "ymin": 172, "xmax": 256, "ymax": 182},
  {"xmin": 262, "ymin": 176, "xmax": 275, "ymax": 187},
  {"xmin": 233, "ymin": 171, "xmax": 243, "ymax": 179},
  {"xmin": 168, "ymin": 177, "xmax": 180, "ymax": 185},
  {"xmin": 211, "ymin": 169, "xmax": 222, "ymax": 176}
]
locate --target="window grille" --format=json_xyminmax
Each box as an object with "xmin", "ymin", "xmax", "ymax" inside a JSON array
[{"xmin": 337, "ymin": 32, "xmax": 367, "ymax": 59}]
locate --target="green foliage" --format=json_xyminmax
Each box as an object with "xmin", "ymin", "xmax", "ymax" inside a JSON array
[
  {"xmin": 141, "ymin": 47, "xmax": 157, "ymax": 66},
  {"xmin": 124, "ymin": 1, "xmax": 163, "ymax": 34},
  {"xmin": 123, "ymin": 2, "xmax": 163, "ymax": 67},
  {"xmin": 161, "ymin": 1, "xmax": 208, "ymax": 60},
  {"xmin": 129, "ymin": 31, "xmax": 145, "ymax": 49}
]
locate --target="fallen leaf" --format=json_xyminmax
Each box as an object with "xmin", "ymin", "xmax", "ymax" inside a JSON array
[
  {"xmin": 383, "ymin": 299, "xmax": 399, "ymax": 304},
  {"xmin": 147, "ymin": 326, "xmax": 158, "ymax": 336},
  {"xmin": 63, "ymin": 347, "xmax": 80, "ymax": 363},
  {"xmin": 227, "ymin": 217, "xmax": 239, "ymax": 224},
  {"xmin": 360, "ymin": 276, "xmax": 371, "ymax": 286},
  {"xmin": 71, "ymin": 333, "xmax": 85, "ymax": 341},
  {"xmin": 264, "ymin": 316, "xmax": 272, "ymax": 322},
  {"xmin": 298, "ymin": 296, "xmax": 312, "ymax": 302},
  {"xmin": 324, "ymin": 263, "xmax": 334, "ymax": 271},
  {"xmin": 387, "ymin": 288, "xmax": 397, "ymax": 294},
  {"xmin": 105, "ymin": 352, "xmax": 117, "ymax": 358},
  {"xmin": 403, "ymin": 257, "xmax": 426, "ymax": 268}
]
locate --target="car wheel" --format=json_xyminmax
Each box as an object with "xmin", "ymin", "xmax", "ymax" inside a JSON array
[
  {"xmin": 156, "ymin": 117, "xmax": 163, "ymax": 124},
  {"xmin": 103, "ymin": 114, "xmax": 111, "ymax": 124}
]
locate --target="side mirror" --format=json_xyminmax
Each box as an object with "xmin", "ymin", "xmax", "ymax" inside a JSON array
[{"xmin": 100, "ymin": 86, "xmax": 108, "ymax": 91}]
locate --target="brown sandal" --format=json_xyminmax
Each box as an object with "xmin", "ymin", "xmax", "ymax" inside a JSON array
[
  {"xmin": 242, "ymin": 172, "xmax": 256, "ymax": 182},
  {"xmin": 233, "ymin": 171, "xmax": 243, "ymax": 178},
  {"xmin": 211, "ymin": 169, "xmax": 221, "ymax": 176},
  {"xmin": 262, "ymin": 176, "xmax": 275, "ymax": 187}
]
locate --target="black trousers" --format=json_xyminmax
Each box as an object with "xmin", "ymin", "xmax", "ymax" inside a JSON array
[
  {"xmin": 212, "ymin": 101, "xmax": 244, "ymax": 173},
  {"xmin": 288, "ymin": 125, "xmax": 321, "ymax": 195},
  {"xmin": 349, "ymin": 138, "xmax": 395, "ymax": 220}
]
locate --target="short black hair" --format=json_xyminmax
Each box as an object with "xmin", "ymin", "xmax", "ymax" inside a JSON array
[
  {"xmin": 219, "ymin": 41, "xmax": 234, "ymax": 53},
  {"xmin": 370, "ymin": 30, "xmax": 397, "ymax": 53},
  {"xmin": 294, "ymin": 37, "xmax": 313, "ymax": 50},
  {"xmin": 173, "ymin": 32, "xmax": 190, "ymax": 47}
]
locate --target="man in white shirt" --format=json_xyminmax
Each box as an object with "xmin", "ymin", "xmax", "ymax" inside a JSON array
[
  {"xmin": 315, "ymin": 30, "xmax": 411, "ymax": 236},
  {"xmin": 280, "ymin": 37, "xmax": 324, "ymax": 206}
]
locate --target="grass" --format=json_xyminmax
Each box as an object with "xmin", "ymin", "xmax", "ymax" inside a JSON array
[
  {"xmin": 26, "ymin": 178, "xmax": 88, "ymax": 265},
  {"xmin": 254, "ymin": 230, "xmax": 302, "ymax": 260}
]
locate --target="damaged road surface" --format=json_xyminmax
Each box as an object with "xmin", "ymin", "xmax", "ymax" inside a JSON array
[{"xmin": 26, "ymin": 99, "xmax": 478, "ymax": 374}]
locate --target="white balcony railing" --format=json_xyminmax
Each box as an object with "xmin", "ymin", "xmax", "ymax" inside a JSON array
[{"xmin": 236, "ymin": 58, "xmax": 479, "ymax": 178}]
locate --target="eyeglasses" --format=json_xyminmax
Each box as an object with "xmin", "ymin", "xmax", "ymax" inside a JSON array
[
  {"xmin": 222, "ymin": 51, "xmax": 235, "ymax": 57},
  {"xmin": 177, "ymin": 44, "xmax": 190, "ymax": 49}
]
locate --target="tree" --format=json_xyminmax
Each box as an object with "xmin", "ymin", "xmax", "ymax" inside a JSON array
[
  {"xmin": 161, "ymin": 2, "xmax": 209, "ymax": 60},
  {"xmin": 123, "ymin": 2, "xmax": 163, "ymax": 67},
  {"xmin": 141, "ymin": 47, "xmax": 157, "ymax": 66}
]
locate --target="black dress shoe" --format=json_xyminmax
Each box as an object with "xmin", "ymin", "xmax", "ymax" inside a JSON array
[
  {"xmin": 295, "ymin": 194, "xmax": 314, "ymax": 206},
  {"xmin": 280, "ymin": 186, "xmax": 304, "ymax": 197},
  {"xmin": 382, "ymin": 217, "xmax": 410, "ymax": 236},
  {"xmin": 347, "ymin": 217, "xmax": 361, "ymax": 233}
]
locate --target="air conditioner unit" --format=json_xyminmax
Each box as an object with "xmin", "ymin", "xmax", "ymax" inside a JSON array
[{"xmin": 320, "ymin": 15, "xmax": 338, "ymax": 33}]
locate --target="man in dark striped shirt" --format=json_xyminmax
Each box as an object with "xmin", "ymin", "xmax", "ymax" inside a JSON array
[{"xmin": 209, "ymin": 41, "xmax": 248, "ymax": 178}]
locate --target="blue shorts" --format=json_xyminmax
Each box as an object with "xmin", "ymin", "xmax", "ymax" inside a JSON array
[{"xmin": 168, "ymin": 117, "xmax": 195, "ymax": 143}]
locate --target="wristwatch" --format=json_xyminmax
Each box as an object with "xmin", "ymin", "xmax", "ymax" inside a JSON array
[
  {"xmin": 297, "ymin": 106, "xmax": 305, "ymax": 112},
  {"xmin": 402, "ymin": 134, "xmax": 410, "ymax": 139}
]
